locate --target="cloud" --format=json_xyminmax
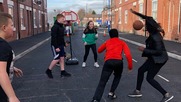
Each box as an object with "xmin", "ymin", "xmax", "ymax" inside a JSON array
[{"xmin": 47, "ymin": 0, "xmax": 104, "ymax": 14}]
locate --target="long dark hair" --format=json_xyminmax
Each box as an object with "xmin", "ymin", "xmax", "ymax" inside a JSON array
[
  {"xmin": 157, "ymin": 23, "xmax": 165, "ymax": 37},
  {"xmin": 84, "ymin": 20, "xmax": 96, "ymax": 34}
]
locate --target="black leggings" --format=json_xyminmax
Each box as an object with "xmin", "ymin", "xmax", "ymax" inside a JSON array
[
  {"xmin": 93, "ymin": 59, "xmax": 123, "ymax": 101},
  {"xmin": 83, "ymin": 44, "xmax": 97, "ymax": 62},
  {"xmin": 136, "ymin": 59, "xmax": 167, "ymax": 96}
]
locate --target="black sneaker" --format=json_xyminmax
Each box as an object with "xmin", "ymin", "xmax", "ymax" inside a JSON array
[
  {"xmin": 160, "ymin": 95, "xmax": 174, "ymax": 102},
  {"xmin": 45, "ymin": 69, "xmax": 53, "ymax": 78},
  {"xmin": 108, "ymin": 92, "xmax": 117, "ymax": 99},
  {"xmin": 128, "ymin": 90, "xmax": 142, "ymax": 98},
  {"xmin": 61, "ymin": 71, "xmax": 71, "ymax": 77}
]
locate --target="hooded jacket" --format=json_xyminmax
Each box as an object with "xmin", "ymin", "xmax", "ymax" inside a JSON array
[{"xmin": 51, "ymin": 20, "xmax": 65, "ymax": 48}]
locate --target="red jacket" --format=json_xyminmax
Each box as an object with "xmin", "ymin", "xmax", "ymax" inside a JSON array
[{"xmin": 98, "ymin": 38, "xmax": 133, "ymax": 70}]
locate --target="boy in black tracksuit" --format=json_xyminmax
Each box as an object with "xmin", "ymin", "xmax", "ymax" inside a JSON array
[{"xmin": 45, "ymin": 14, "xmax": 71, "ymax": 78}]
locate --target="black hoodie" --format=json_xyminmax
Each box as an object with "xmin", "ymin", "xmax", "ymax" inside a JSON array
[{"xmin": 51, "ymin": 20, "xmax": 65, "ymax": 48}]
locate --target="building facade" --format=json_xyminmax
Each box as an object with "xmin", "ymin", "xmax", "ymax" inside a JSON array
[
  {"xmin": 82, "ymin": 14, "xmax": 102, "ymax": 27},
  {"xmin": 102, "ymin": 0, "xmax": 181, "ymax": 42},
  {"xmin": 0, "ymin": 0, "xmax": 48, "ymax": 41}
]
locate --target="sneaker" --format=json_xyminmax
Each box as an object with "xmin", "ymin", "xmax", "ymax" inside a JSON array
[
  {"xmin": 45, "ymin": 69, "xmax": 53, "ymax": 78},
  {"xmin": 56, "ymin": 62, "xmax": 60, "ymax": 66},
  {"xmin": 108, "ymin": 92, "xmax": 117, "ymax": 99},
  {"xmin": 160, "ymin": 93, "xmax": 174, "ymax": 102},
  {"xmin": 82, "ymin": 62, "xmax": 86, "ymax": 68},
  {"xmin": 128, "ymin": 90, "xmax": 142, "ymax": 97},
  {"xmin": 91, "ymin": 100, "xmax": 99, "ymax": 102},
  {"xmin": 94, "ymin": 62, "xmax": 99, "ymax": 68},
  {"xmin": 61, "ymin": 70, "xmax": 71, "ymax": 77}
]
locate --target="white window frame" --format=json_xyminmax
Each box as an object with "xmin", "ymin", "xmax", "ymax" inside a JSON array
[
  {"xmin": 124, "ymin": 10, "xmax": 128, "ymax": 24},
  {"xmin": 33, "ymin": 9, "xmax": 37, "ymax": 28},
  {"xmin": 119, "ymin": 7, "xmax": 122, "ymax": 24},
  {"xmin": 139, "ymin": 3, "xmax": 143, "ymax": 20},
  {"xmin": 152, "ymin": 0, "xmax": 158, "ymax": 20},
  {"xmin": 39, "ymin": 11, "xmax": 42, "ymax": 28},
  {"xmin": 119, "ymin": 0, "xmax": 122, "ymax": 4},
  {"xmin": 8, "ymin": 5, "xmax": 16, "ymax": 31},
  {"xmin": 20, "ymin": 8, "xmax": 25, "ymax": 30}
]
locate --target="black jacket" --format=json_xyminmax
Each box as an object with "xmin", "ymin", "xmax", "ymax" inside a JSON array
[
  {"xmin": 130, "ymin": 9, "xmax": 168, "ymax": 64},
  {"xmin": 142, "ymin": 33, "xmax": 168, "ymax": 63},
  {"xmin": 51, "ymin": 20, "xmax": 65, "ymax": 48}
]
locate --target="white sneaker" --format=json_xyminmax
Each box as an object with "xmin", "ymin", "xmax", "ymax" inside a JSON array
[
  {"xmin": 94, "ymin": 62, "xmax": 99, "ymax": 68},
  {"xmin": 82, "ymin": 62, "xmax": 86, "ymax": 67}
]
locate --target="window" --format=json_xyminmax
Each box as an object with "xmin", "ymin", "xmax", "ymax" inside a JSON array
[
  {"xmin": 119, "ymin": 0, "xmax": 122, "ymax": 4},
  {"xmin": 152, "ymin": 0, "xmax": 158, "ymax": 20},
  {"xmin": 139, "ymin": 3, "xmax": 143, "ymax": 20},
  {"xmin": 119, "ymin": 7, "xmax": 122, "ymax": 24},
  {"xmin": 34, "ymin": 9, "xmax": 37, "ymax": 28},
  {"xmin": 124, "ymin": 10, "xmax": 128, "ymax": 24},
  {"xmin": 44, "ymin": 0, "xmax": 47, "ymax": 9},
  {"xmin": 39, "ymin": 11, "xmax": 41, "ymax": 27},
  {"xmin": 8, "ymin": 5, "xmax": 15, "ymax": 30},
  {"xmin": 20, "ymin": 8, "xmax": 25, "ymax": 30}
]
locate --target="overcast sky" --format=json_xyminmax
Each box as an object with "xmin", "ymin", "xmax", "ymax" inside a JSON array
[{"xmin": 47, "ymin": 0, "xmax": 105, "ymax": 14}]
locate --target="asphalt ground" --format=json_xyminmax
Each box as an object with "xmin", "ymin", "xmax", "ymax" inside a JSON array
[{"xmin": 9, "ymin": 27, "xmax": 181, "ymax": 102}]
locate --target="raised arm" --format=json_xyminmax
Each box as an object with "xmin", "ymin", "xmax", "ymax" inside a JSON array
[{"xmin": 130, "ymin": 9, "xmax": 147, "ymax": 19}]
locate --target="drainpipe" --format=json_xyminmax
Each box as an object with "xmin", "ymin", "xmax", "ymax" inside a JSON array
[
  {"xmin": 31, "ymin": 0, "xmax": 34, "ymax": 35},
  {"xmin": 16, "ymin": 0, "xmax": 20, "ymax": 39},
  {"xmin": 144, "ymin": 0, "xmax": 147, "ymax": 37},
  {"xmin": 168, "ymin": 1, "xmax": 171, "ymax": 33},
  {"xmin": 178, "ymin": 0, "xmax": 181, "ymax": 34}
]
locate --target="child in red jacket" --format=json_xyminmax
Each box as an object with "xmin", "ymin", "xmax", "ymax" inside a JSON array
[{"xmin": 91, "ymin": 29, "xmax": 133, "ymax": 102}]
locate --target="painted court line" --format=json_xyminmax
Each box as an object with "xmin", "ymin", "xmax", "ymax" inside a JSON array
[
  {"xmin": 157, "ymin": 75, "xmax": 170, "ymax": 82},
  {"xmin": 119, "ymin": 37, "xmax": 181, "ymax": 61},
  {"xmin": 15, "ymin": 37, "xmax": 51, "ymax": 60}
]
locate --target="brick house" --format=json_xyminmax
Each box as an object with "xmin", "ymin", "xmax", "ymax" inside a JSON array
[
  {"xmin": 0, "ymin": 0, "xmax": 48, "ymax": 41},
  {"xmin": 82, "ymin": 14, "xmax": 102, "ymax": 27},
  {"xmin": 102, "ymin": 0, "xmax": 181, "ymax": 42}
]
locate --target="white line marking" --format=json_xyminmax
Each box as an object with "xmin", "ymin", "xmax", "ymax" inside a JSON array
[
  {"xmin": 132, "ymin": 59, "xmax": 138, "ymax": 63},
  {"xmin": 119, "ymin": 37, "xmax": 181, "ymax": 61},
  {"xmin": 15, "ymin": 37, "xmax": 50, "ymax": 60},
  {"xmin": 157, "ymin": 75, "xmax": 170, "ymax": 82}
]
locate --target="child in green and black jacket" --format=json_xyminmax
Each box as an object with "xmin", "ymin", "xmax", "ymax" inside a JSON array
[{"xmin": 82, "ymin": 21, "xmax": 99, "ymax": 68}]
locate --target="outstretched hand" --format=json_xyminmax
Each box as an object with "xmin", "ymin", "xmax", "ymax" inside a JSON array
[
  {"xmin": 14, "ymin": 67, "xmax": 23, "ymax": 77},
  {"xmin": 130, "ymin": 9, "xmax": 135, "ymax": 13}
]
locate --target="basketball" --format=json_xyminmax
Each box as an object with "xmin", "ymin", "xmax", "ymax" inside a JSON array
[{"xmin": 133, "ymin": 20, "xmax": 143, "ymax": 30}]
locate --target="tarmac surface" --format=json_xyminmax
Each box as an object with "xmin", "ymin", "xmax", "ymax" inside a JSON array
[{"xmin": 9, "ymin": 27, "xmax": 181, "ymax": 102}]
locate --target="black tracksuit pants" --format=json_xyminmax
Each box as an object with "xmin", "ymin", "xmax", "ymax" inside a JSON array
[
  {"xmin": 83, "ymin": 44, "xmax": 97, "ymax": 62},
  {"xmin": 136, "ymin": 58, "xmax": 167, "ymax": 95},
  {"xmin": 93, "ymin": 59, "xmax": 123, "ymax": 101}
]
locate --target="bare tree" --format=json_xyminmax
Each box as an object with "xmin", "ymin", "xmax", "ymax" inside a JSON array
[{"xmin": 77, "ymin": 8, "xmax": 85, "ymax": 21}]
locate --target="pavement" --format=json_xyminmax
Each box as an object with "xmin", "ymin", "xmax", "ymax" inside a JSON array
[{"xmin": 9, "ymin": 27, "xmax": 181, "ymax": 102}]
